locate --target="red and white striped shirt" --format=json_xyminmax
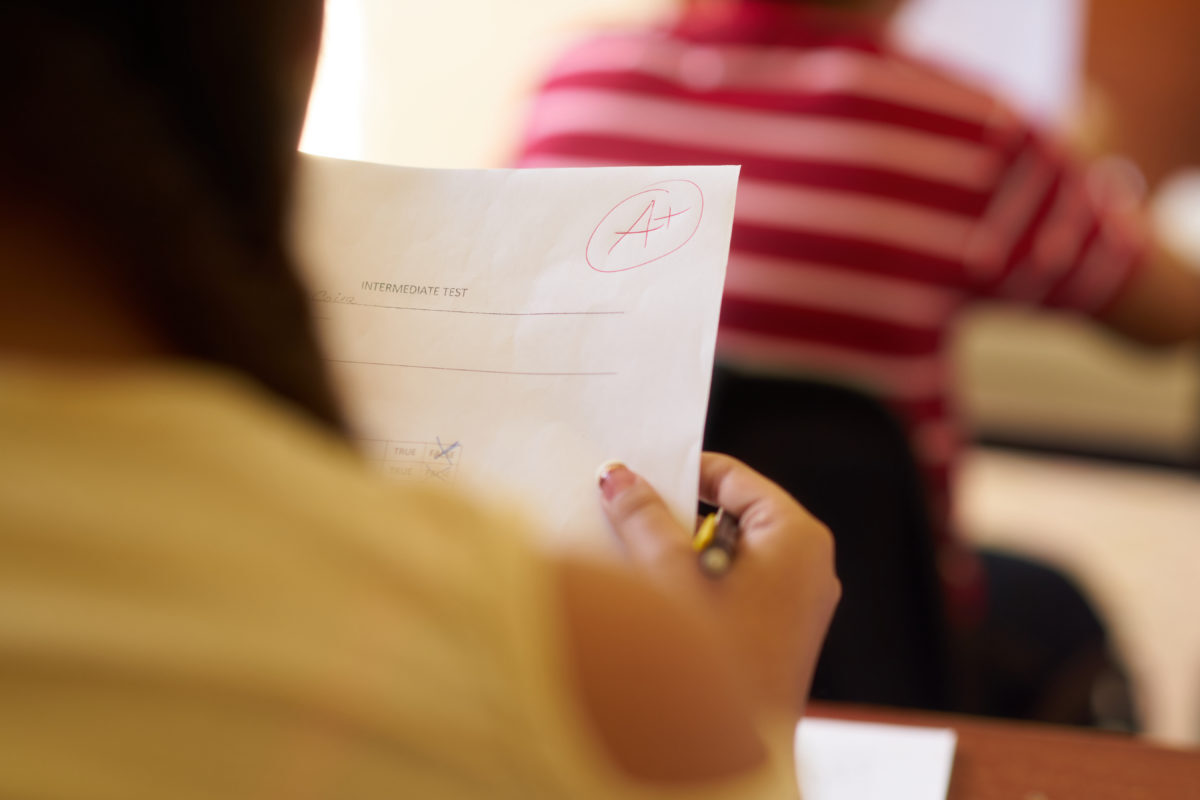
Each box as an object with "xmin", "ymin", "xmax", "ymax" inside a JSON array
[{"xmin": 515, "ymin": 1, "xmax": 1145, "ymax": 550}]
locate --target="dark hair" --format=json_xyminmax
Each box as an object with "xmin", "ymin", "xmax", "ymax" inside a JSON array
[{"xmin": 0, "ymin": 0, "xmax": 346, "ymax": 433}]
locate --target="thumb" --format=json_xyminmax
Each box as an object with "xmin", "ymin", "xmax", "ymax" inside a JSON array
[{"xmin": 596, "ymin": 461, "xmax": 698, "ymax": 580}]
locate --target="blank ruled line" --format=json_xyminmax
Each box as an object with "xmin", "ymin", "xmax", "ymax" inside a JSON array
[
  {"xmin": 313, "ymin": 298, "xmax": 624, "ymax": 317},
  {"xmin": 328, "ymin": 359, "xmax": 617, "ymax": 377}
]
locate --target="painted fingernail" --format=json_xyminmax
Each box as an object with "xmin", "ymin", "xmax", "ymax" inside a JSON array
[
  {"xmin": 596, "ymin": 460, "xmax": 624, "ymax": 485},
  {"xmin": 596, "ymin": 460, "xmax": 635, "ymax": 501}
]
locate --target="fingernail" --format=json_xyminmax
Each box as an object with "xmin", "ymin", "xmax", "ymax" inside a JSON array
[{"xmin": 596, "ymin": 460, "xmax": 635, "ymax": 501}]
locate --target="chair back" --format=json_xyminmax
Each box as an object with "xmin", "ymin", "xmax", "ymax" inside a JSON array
[{"xmin": 704, "ymin": 365, "xmax": 951, "ymax": 710}]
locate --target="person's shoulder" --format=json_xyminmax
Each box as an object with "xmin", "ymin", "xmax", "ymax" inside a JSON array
[
  {"xmin": 158, "ymin": 366, "xmax": 517, "ymax": 536},
  {"xmin": 0, "ymin": 361, "xmax": 517, "ymax": 554},
  {"xmin": 0, "ymin": 365, "xmax": 592, "ymax": 797},
  {"xmin": 870, "ymin": 43, "xmax": 1029, "ymax": 141},
  {"xmin": 541, "ymin": 26, "xmax": 672, "ymax": 80}
]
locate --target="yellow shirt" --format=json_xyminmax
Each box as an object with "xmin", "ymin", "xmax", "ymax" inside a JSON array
[{"xmin": 0, "ymin": 364, "xmax": 798, "ymax": 799}]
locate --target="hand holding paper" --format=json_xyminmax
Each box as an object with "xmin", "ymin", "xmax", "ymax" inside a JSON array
[
  {"xmin": 293, "ymin": 157, "xmax": 739, "ymax": 546},
  {"xmin": 293, "ymin": 158, "xmax": 958, "ymax": 799}
]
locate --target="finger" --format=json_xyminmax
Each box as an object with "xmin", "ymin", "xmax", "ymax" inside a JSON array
[
  {"xmin": 596, "ymin": 461, "xmax": 696, "ymax": 573},
  {"xmin": 698, "ymin": 452, "xmax": 794, "ymax": 519},
  {"xmin": 698, "ymin": 453, "xmax": 831, "ymax": 558}
]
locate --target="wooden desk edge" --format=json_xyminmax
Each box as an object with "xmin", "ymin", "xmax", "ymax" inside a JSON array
[{"xmin": 806, "ymin": 702, "xmax": 1200, "ymax": 800}]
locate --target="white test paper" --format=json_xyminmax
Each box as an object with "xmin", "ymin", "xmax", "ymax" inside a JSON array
[
  {"xmin": 293, "ymin": 156, "xmax": 739, "ymax": 546},
  {"xmin": 796, "ymin": 719, "xmax": 957, "ymax": 800}
]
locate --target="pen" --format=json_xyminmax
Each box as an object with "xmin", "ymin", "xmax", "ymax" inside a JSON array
[{"xmin": 692, "ymin": 507, "xmax": 740, "ymax": 577}]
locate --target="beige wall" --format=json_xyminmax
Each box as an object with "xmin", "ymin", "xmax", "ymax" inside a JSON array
[{"xmin": 302, "ymin": 0, "xmax": 672, "ymax": 167}]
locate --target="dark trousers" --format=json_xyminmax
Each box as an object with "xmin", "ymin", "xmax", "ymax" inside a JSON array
[{"xmin": 956, "ymin": 550, "xmax": 1136, "ymax": 728}]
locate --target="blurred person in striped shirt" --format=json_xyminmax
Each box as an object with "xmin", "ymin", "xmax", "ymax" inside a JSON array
[{"xmin": 515, "ymin": 0, "xmax": 1200, "ymax": 721}]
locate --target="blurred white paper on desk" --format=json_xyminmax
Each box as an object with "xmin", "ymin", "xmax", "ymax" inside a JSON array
[
  {"xmin": 797, "ymin": 719, "xmax": 957, "ymax": 800},
  {"xmin": 293, "ymin": 156, "xmax": 738, "ymax": 546}
]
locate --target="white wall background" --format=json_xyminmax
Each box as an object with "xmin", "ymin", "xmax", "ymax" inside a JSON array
[
  {"xmin": 301, "ymin": 0, "xmax": 1085, "ymax": 168},
  {"xmin": 894, "ymin": 0, "xmax": 1084, "ymax": 127}
]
